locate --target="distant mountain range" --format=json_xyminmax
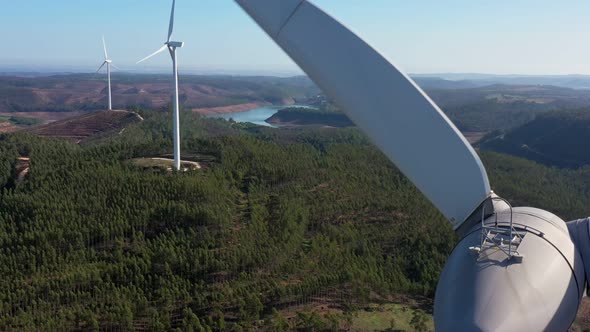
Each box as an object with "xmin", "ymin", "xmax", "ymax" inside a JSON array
[
  {"xmin": 4, "ymin": 70, "xmax": 590, "ymax": 90},
  {"xmin": 412, "ymin": 74, "xmax": 590, "ymax": 90}
]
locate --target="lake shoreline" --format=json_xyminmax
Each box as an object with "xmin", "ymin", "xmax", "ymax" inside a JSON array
[
  {"xmin": 204, "ymin": 104, "xmax": 316, "ymax": 128},
  {"xmin": 192, "ymin": 102, "xmax": 271, "ymax": 115}
]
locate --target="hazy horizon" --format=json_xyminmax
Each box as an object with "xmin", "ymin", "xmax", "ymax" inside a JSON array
[
  {"xmin": 4, "ymin": 64, "xmax": 590, "ymax": 79},
  {"xmin": 3, "ymin": 1, "xmax": 590, "ymax": 75}
]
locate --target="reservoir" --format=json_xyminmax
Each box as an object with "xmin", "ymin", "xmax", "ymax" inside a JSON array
[
  {"xmin": 207, "ymin": 105, "xmax": 315, "ymax": 127},
  {"xmin": 206, "ymin": 106, "xmax": 282, "ymax": 127}
]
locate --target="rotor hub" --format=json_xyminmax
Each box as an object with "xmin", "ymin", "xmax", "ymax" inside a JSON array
[{"xmin": 167, "ymin": 41, "xmax": 184, "ymax": 48}]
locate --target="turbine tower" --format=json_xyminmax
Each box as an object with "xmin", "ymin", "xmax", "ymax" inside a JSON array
[
  {"xmin": 236, "ymin": 1, "xmax": 590, "ymax": 331},
  {"xmin": 96, "ymin": 36, "xmax": 114, "ymax": 111},
  {"xmin": 137, "ymin": 0, "xmax": 184, "ymax": 171}
]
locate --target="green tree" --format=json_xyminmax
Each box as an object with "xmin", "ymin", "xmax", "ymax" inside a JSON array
[
  {"xmin": 265, "ymin": 309, "xmax": 289, "ymax": 332},
  {"xmin": 410, "ymin": 310, "xmax": 429, "ymax": 332}
]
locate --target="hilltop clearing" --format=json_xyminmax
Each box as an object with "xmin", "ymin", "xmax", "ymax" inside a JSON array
[{"xmin": 27, "ymin": 109, "xmax": 143, "ymax": 143}]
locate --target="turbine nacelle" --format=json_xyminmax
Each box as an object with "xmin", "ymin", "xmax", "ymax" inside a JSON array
[
  {"xmin": 136, "ymin": 0, "xmax": 185, "ymax": 65},
  {"xmin": 167, "ymin": 41, "xmax": 184, "ymax": 48},
  {"xmin": 435, "ymin": 205, "xmax": 583, "ymax": 331}
]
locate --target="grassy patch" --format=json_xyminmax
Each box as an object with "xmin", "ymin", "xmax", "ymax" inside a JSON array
[
  {"xmin": 129, "ymin": 158, "xmax": 202, "ymax": 171},
  {"xmin": 0, "ymin": 115, "xmax": 42, "ymax": 126},
  {"xmin": 352, "ymin": 304, "xmax": 434, "ymax": 332},
  {"xmin": 130, "ymin": 158, "xmax": 176, "ymax": 170}
]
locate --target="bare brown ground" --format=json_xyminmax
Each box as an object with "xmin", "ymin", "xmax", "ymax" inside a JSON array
[
  {"xmin": 28, "ymin": 110, "xmax": 142, "ymax": 143},
  {"xmin": 0, "ymin": 111, "xmax": 86, "ymax": 125},
  {"xmin": 192, "ymin": 102, "xmax": 270, "ymax": 115},
  {"xmin": 463, "ymin": 131, "xmax": 488, "ymax": 144},
  {"xmin": 0, "ymin": 122, "xmax": 17, "ymax": 133},
  {"xmin": 15, "ymin": 157, "xmax": 30, "ymax": 184}
]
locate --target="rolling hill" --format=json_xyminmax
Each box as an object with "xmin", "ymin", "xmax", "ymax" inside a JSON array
[
  {"xmin": 413, "ymin": 74, "xmax": 590, "ymax": 90},
  {"xmin": 300, "ymin": 84, "xmax": 590, "ymax": 133},
  {"xmin": 6, "ymin": 73, "xmax": 590, "ymax": 137},
  {"xmin": 266, "ymin": 107, "xmax": 354, "ymax": 127},
  {"xmin": 0, "ymin": 74, "xmax": 319, "ymax": 114},
  {"xmin": 479, "ymin": 109, "xmax": 590, "ymax": 168}
]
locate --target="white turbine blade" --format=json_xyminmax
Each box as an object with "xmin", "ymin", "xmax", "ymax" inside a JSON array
[
  {"xmin": 235, "ymin": 0, "xmax": 491, "ymax": 228},
  {"xmin": 96, "ymin": 61, "xmax": 107, "ymax": 73},
  {"xmin": 167, "ymin": 0, "xmax": 176, "ymax": 42},
  {"xmin": 111, "ymin": 64, "xmax": 122, "ymax": 71},
  {"xmin": 102, "ymin": 35, "xmax": 108, "ymax": 60},
  {"xmin": 136, "ymin": 45, "xmax": 168, "ymax": 64}
]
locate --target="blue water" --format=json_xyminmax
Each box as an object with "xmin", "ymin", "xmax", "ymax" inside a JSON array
[
  {"xmin": 207, "ymin": 105, "xmax": 314, "ymax": 127},
  {"xmin": 207, "ymin": 106, "xmax": 281, "ymax": 127}
]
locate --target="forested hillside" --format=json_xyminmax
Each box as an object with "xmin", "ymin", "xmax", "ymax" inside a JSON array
[
  {"xmin": 430, "ymin": 84, "xmax": 590, "ymax": 132},
  {"xmin": 1, "ymin": 110, "xmax": 590, "ymax": 330},
  {"xmin": 266, "ymin": 107, "xmax": 354, "ymax": 127},
  {"xmin": 479, "ymin": 109, "xmax": 590, "ymax": 168},
  {"xmin": 0, "ymin": 111, "xmax": 453, "ymax": 330},
  {"xmin": 284, "ymin": 83, "xmax": 590, "ymax": 133}
]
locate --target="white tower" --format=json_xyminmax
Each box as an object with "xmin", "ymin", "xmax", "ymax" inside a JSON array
[
  {"xmin": 137, "ymin": 0, "xmax": 184, "ymax": 170},
  {"xmin": 96, "ymin": 36, "xmax": 114, "ymax": 111}
]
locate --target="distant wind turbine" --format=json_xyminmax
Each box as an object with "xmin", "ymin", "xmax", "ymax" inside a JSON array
[
  {"xmin": 137, "ymin": 0, "xmax": 184, "ymax": 171},
  {"xmin": 96, "ymin": 36, "xmax": 117, "ymax": 111}
]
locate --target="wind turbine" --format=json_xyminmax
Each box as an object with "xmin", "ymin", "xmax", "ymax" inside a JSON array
[
  {"xmin": 97, "ymin": 36, "xmax": 115, "ymax": 111},
  {"xmin": 137, "ymin": 0, "xmax": 184, "ymax": 171},
  {"xmin": 236, "ymin": 1, "xmax": 590, "ymax": 331}
]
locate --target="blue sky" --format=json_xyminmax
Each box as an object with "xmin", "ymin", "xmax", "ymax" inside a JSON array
[{"xmin": 2, "ymin": 1, "xmax": 590, "ymax": 75}]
